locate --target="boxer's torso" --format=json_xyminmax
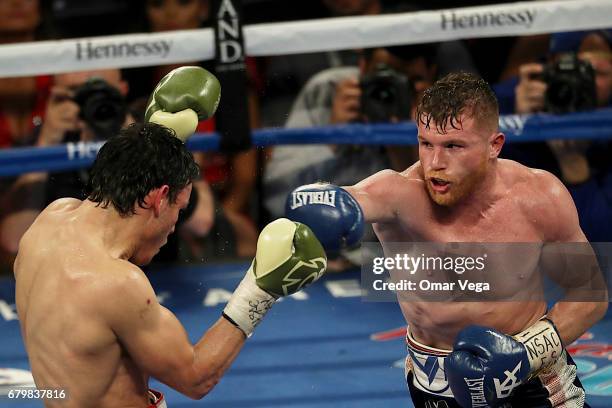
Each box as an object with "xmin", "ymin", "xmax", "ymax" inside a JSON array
[
  {"xmin": 14, "ymin": 198, "xmax": 150, "ymax": 407},
  {"xmin": 372, "ymin": 160, "xmax": 550, "ymax": 349}
]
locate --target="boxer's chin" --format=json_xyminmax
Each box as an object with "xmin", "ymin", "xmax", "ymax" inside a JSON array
[
  {"xmin": 428, "ymin": 183, "xmax": 472, "ymax": 206},
  {"xmin": 131, "ymin": 250, "xmax": 155, "ymax": 266},
  {"xmin": 427, "ymin": 183, "xmax": 464, "ymax": 207},
  {"xmin": 131, "ymin": 256, "xmax": 149, "ymax": 267},
  {"xmin": 427, "ymin": 163, "xmax": 488, "ymax": 207}
]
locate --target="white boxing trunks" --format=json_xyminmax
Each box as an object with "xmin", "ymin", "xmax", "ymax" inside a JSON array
[
  {"xmin": 148, "ymin": 389, "xmax": 167, "ymax": 408},
  {"xmin": 405, "ymin": 327, "xmax": 453, "ymax": 398},
  {"xmin": 405, "ymin": 327, "xmax": 588, "ymax": 407}
]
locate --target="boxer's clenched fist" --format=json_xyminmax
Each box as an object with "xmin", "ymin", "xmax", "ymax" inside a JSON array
[
  {"xmin": 145, "ymin": 66, "xmax": 221, "ymax": 142},
  {"xmin": 223, "ymin": 218, "xmax": 327, "ymax": 337}
]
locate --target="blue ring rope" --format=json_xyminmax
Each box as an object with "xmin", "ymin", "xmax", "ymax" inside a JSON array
[{"xmin": 1, "ymin": 109, "xmax": 611, "ymax": 177}]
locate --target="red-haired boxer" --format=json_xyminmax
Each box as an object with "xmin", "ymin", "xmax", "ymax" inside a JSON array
[{"xmin": 287, "ymin": 72, "xmax": 608, "ymax": 407}]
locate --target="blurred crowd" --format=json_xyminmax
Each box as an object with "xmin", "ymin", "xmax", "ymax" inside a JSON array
[{"xmin": 1, "ymin": 0, "xmax": 611, "ymax": 273}]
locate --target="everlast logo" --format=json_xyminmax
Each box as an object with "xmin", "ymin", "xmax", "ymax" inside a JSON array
[
  {"xmin": 290, "ymin": 191, "xmax": 337, "ymax": 210},
  {"xmin": 441, "ymin": 9, "xmax": 535, "ymax": 30},
  {"xmin": 76, "ymin": 40, "xmax": 172, "ymax": 60},
  {"xmin": 464, "ymin": 377, "xmax": 488, "ymax": 407}
]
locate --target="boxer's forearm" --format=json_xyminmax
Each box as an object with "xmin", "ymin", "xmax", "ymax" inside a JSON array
[
  {"xmin": 190, "ymin": 318, "xmax": 245, "ymax": 398},
  {"xmin": 548, "ymin": 301, "xmax": 608, "ymax": 345}
]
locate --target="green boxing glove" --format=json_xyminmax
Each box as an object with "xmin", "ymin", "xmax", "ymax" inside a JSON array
[
  {"xmin": 223, "ymin": 218, "xmax": 327, "ymax": 337},
  {"xmin": 145, "ymin": 66, "xmax": 221, "ymax": 142}
]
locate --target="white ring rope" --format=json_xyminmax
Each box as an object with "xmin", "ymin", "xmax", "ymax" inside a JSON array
[{"xmin": 0, "ymin": 0, "xmax": 611, "ymax": 78}]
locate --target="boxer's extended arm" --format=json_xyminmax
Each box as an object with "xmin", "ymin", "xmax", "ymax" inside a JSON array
[
  {"xmin": 537, "ymin": 171, "xmax": 608, "ymax": 345},
  {"xmin": 344, "ymin": 169, "xmax": 401, "ymax": 224},
  {"xmin": 285, "ymin": 183, "xmax": 365, "ymax": 252},
  {"xmin": 222, "ymin": 218, "xmax": 327, "ymax": 336},
  {"xmin": 108, "ymin": 219, "xmax": 326, "ymax": 399},
  {"xmin": 107, "ymin": 265, "xmax": 243, "ymax": 399},
  {"xmin": 285, "ymin": 170, "xmax": 400, "ymax": 252}
]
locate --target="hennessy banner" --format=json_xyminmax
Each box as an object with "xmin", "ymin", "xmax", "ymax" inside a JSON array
[
  {"xmin": 212, "ymin": 0, "xmax": 252, "ymax": 152},
  {"xmin": 1, "ymin": 1, "xmax": 612, "ymax": 78}
]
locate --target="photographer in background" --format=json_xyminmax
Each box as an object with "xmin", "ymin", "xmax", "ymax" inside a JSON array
[
  {"xmin": 512, "ymin": 31, "xmax": 610, "ymax": 116},
  {"xmin": 495, "ymin": 30, "xmax": 611, "ymax": 185},
  {"xmin": 36, "ymin": 70, "xmax": 129, "ymax": 148},
  {"xmin": 494, "ymin": 29, "xmax": 612, "ymax": 241},
  {"xmin": 0, "ymin": 69, "xmax": 130, "ymax": 266},
  {"xmin": 38, "ymin": 70, "xmax": 131, "ymax": 202}
]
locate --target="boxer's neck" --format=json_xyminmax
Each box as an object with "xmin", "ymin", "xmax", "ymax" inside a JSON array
[{"xmin": 81, "ymin": 200, "xmax": 144, "ymax": 261}]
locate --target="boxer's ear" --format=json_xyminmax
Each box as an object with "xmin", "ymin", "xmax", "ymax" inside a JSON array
[
  {"xmin": 489, "ymin": 132, "xmax": 505, "ymax": 159},
  {"xmin": 146, "ymin": 185, "xmax": 170, "ymax": 217}
]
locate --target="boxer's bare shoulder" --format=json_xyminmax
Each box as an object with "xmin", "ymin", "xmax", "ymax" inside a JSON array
[
  {"xmin": 93, "ymin": 260, "xmax": 158, "ymax": 336},
  {"xmin": 499, "ymin": 159, "xmax": 580, "ymax": 241},
  {"xmin": 42, "ymin": 197, "xmax": 83, "ymax": 216},
  {"xmin": 400, "ymin": 161, "xmax": 427, "ymax": 187},
  {"xmin": 22, "ymin": 198, "xmax": 83, "ymax": 238},
  {"xmin": 356, "ymin": 163, "xmax": 424, "ymax": 198},
  {"xmin": 397, "ymin": 162, "xmax": 432, "ymax": 204},
  {"xmin": 348, "ymin": 165, "xmax": 425, "ymax": 223}
]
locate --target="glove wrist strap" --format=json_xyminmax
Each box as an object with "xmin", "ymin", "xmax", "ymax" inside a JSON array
[
  {"xmin": 222, "ymin": 263, "xmax": 277, "ymax": 338},
  {"xmin": 514, "ymin": 318, "xmax": 563, "ymax": 376}
]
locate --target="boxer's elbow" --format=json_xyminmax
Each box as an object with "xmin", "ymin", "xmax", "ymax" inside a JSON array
[
  {"xmin": 593, "ymin": 300, "xmax": 608, "ymax": 323},
  {"xmin": 594, "ymin": 282, "xmax": 608, "ymax": 320},
  {"xmin": 177, "ymin": 361, "xmax": 223, "ymax": 399},
  {"xmin": 184, "ymin": 374, "xmax": 221, "ymax": 400},
  {"xmin": 168, "ymin": 361, "xmax": 221, "ymax": 399}
]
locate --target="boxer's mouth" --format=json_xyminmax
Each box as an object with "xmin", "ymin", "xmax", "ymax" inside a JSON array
[{"xmin": 430, "ymin": 177, "xmax": 451, "ymax": 193}]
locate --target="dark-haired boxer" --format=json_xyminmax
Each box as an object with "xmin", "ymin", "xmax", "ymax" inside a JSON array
[{"xmin": 14, "ymin": 68, "xmax": 327, "ymax": 407}]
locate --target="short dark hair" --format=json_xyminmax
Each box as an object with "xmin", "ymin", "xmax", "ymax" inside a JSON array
[
  {"xmin": 416, "ymin": 72, "xmax": 499, "ymax": 134},
  {"xmin": 87, "ymin": 122, "xmax": 200, "ymax": 216}
]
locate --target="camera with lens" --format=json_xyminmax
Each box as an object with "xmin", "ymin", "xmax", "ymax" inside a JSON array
[
  {"xmin": 73, "ymin": 78, "xmax": 127, "ymax": 140},
  {"xmin": 542, "ymin": 53, "xmax": 597, "ymax": 114},
  {"xmin": 360, "ymin": 64, "xmax": 414, "ymax": 123}
]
